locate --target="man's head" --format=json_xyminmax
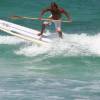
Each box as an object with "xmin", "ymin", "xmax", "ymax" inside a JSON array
[{"xmin": 51, "ymin": 2, "xmax": 58, "ymax": 9}]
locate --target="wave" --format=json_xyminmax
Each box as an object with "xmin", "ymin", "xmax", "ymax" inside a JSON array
[
  {"xmin": 0, "ymin": 32, "xmax": 100, "ymax": 57},
  {"xmin": 15, "ymin": 32, "xmax": 100, "ymax": 57}
]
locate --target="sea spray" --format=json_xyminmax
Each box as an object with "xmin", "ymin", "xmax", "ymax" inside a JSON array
[{"xmin": 14, "ymin": 33, "xmax": 100, "ymax": 57}]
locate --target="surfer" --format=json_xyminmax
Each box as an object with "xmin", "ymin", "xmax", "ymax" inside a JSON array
[{"xmin": 38, "ymin": 2, "xmax": 72, "ymax": 39}]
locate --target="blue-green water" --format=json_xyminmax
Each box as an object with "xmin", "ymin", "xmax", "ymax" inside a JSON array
[{"xmin": 0, "ymin": 0, "xmax": 100, "ymax": 100}]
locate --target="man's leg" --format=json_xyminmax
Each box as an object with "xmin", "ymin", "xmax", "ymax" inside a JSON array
[
  {"xmin": 38, "ymin": 21, "xmax": 50, "ymax": 36},
  {"xmin": 54, "ymin": 21, "xmax": 63, "ymax": 38},
  {"xmin": 38, "ymin": 24, "xmax": 46, "ymax": 36},
  {"xmin": 57, "ymin": 30, "xmax": 63, "ymax": 38}
]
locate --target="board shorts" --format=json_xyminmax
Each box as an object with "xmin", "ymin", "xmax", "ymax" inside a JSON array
[{"xmin": 43, "ymin": 19, "xmax": 61, "ymax": 32}]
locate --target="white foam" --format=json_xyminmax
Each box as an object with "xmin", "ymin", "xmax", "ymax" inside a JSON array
[
  {"xmin": 1, "ymin": 32, "xmax": 100, "ymax": 57},
  {"xmin": 0, "ymin": 36, "xmax": 25, "ymax": 44},
  {"xmin": 14, "ymin": 32, "xmax": 100, "ymax": 57},
  {"xmin": 15, "ymin": 45, "xmax": 51, "ymax": 57}
]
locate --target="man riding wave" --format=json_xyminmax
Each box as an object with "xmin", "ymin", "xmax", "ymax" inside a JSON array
[{"xmin": 38, "ymin": 2, "xmax": 72, "ymax": 39}]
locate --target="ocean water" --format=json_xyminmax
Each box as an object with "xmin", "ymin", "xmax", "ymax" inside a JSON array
[{"xmin": 0, "ymin": 0, "xmax": 100, "ymax": 100}]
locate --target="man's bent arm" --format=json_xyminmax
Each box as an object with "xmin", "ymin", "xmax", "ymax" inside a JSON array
[{"xmin": 39, "ymin": 8, "xmax": 50, "ymax": 18}]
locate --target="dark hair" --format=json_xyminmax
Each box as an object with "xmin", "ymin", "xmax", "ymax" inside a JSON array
[{"xmin": 51, "ymin": 2, "xmax": 58, "ymax": 8}]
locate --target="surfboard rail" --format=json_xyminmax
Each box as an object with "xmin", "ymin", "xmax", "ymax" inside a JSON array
[{"xmin": 0, "ymin": 19, "xmax": 52, "ymax": 46}]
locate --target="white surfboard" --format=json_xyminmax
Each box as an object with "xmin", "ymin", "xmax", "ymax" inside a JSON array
[{"xmin": 0, "ymin": 19, "xmax": 52, "ymax": 46}]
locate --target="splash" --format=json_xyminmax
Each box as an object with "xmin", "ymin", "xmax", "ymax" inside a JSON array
[
  {"xmin": 15, "ymin": 45, "xmax": 50, "ymax": 57},
  {"xmin": 0, "ymin": 36, "xmax": 25, "ymax": 44},
  {"xmin": 14, "ymin": 32, "xmax": 100, "ymax": 57}
]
